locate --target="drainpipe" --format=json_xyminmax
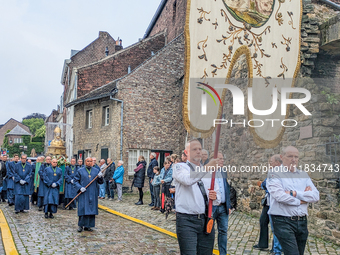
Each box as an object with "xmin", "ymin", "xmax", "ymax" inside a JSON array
[
  {"xmin": 319, "ymin": 0, "xmax": 340, "ymax": 11},
  {"xmin": 110, "ymin": 89, "xmax": 124, "ymax": 161}
]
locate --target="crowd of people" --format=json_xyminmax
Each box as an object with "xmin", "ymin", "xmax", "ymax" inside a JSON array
[
  {"xmin": 0, "ymin": 142, "xmax": 320, "ymax": 255},
  {"xmin": 0, "ymin": 154, "xmax": 123, "ymax": 232}
]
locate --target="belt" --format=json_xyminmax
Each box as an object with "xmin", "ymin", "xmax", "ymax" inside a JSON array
[
  {"xmin": 274, "ymin": 215, "xmax": 307, "ymax": 221},
  {"xmin": 177, "ymin": 212, "xmax": 206, "ymax": 219},
  {"xmin": 217, "ymin": 202, "xmax": 226, "ymax": 207}
]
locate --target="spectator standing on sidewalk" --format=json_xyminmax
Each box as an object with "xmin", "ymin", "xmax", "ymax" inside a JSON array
[
  {"xmin": 147, "ymin": 153, "xmax": 158, "ymax": 207},
  {"xmin": 160, "ymin": 159, "xmax": 173, "ymax": 213},
  {"xmin": 151, "ymin": 166, "xmax": 161, "ymax": 210},
  {"xmin": 105, "ymin": 158, "xmax": 115, "ymax": 200},
  {"xmin": 98, "ymin": 159, "xmax": 107, "ymax": 199},
  {"xmin": 134, "ymin": 155, "xmax": 147, "ymax": 205},
  {"xmin": 113, "ymin": 160, "xmax": 124, "ymax": 202}
]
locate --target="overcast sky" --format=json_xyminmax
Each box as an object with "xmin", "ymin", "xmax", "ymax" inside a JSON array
[{"xmin": 0, "ymin": 0, "xmax": 161, "ymax": 124}]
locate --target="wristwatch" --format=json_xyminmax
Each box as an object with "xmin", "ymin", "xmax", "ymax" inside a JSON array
[{"xmin": 290, "ymin": 190, "xmax": 293, "ymax": 196}]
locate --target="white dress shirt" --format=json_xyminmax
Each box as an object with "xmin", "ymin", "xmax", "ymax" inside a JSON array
[
  {"xmin": 173, "ymin": 161, "xmax": 221, "ymax": 214},
  {"xmin": 267, "ymin": 165, "xmax": 319, "ymax": 217}
]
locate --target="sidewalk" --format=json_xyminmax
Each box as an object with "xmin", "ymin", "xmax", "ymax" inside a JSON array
[{"xmin": 100, "ymin": 192, "xmax": 340, "ymax": 255}]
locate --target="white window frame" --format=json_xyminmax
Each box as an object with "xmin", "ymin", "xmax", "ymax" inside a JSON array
[
  {"xmin": 85, "ymin": 150, "xmax": 91, "ymax": 158},
  {"xmin": 14, "ymin": 138, "xmax": 23, "ymax": 144},
  {"xmin": 87, "ymin": 110, "xmax": 93, "ymax": 129},
  {"xmin": 128, "ymin": 149, "xmax": 150, "ymax": 175},
  {"xmin": 105, "ymin": 106, "xmax": 109, "ymax": 126}
]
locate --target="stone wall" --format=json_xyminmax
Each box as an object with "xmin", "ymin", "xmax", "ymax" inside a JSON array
[
  {"xmin": 76, "ymin": 32, "xmax": 166, "ymax": 97},
  {"xmin": 63, "ymin": 31, "xmax": 118, "ymax": 104},
  {"xmin": 117, "ymin": 34, "xmax": 186, "ymax": 178},
  {"xmin": 203, "ymin": 50, "xmax": 340, "ymax": 245},
  {"xmin": 73, "ymin": 98, "xmax": 121, "ymax": 161},
  {"xmin": 72, "ymin": 34, "xmax": 186, "ymax": 182},
  {"xmin": 148, "ymin": 0, "xmax": 186, "ymax": 43}
]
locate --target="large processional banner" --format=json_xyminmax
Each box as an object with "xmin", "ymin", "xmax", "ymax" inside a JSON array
[{"xmin": 183, "ymin": 0, "xmax": 303, "ymax": 148}]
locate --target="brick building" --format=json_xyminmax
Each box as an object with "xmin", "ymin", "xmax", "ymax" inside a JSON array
[
  {"xmin": 144, "ymin": 0, "xmax": 186, "ymax": 42},
  {"xmin": 60, "ymin": 30, "xmax": 166, "ymax": 156},
  {"xmin": 5, "ymin": 125, "xmax": 32, "ymax": 146},
  {"xmin": 66, "ymin": 34, "xmax": 185, "ymax": 175},
  {"xmin": 0, "ymin": 119, "xmax": 31, "ymax": 147}
]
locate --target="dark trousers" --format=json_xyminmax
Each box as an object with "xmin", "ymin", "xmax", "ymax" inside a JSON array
[
  {"xmin": 149, "ymin": 177, "xmax": 154, "ymax": 204},
  {"xmin": 1, "ymin": 190, "xmax": 7, "ymax": 201},
  {"xmin": 31, "ymin": 192, "xmax": 38, "ymax": 204},
  {"xmin": 271, "ymin": 215, "xmax": 308, "ymax": 255},
  {"xmin": 105, "ymin": 180, "xmax": 114, "ymax": 198},
  {"xmin": 153, "ymin": 185, "xmax": 160, "ymax": 208},
  {"xmin": 257, "ymin": 205, "xmax": 270, "ymax": 248},
  {"xmin": 44, "ymin": 204, "xmax": 57, "ymax": 213},
  {"xmin": 78, "ymin": 215, "xmax": 95, "ymax": 228},
  {"xmin": 138, "ymin": 187, "xmax": 143, "ymax": 202},
  {"xmin": 7, "ymin": 189, "xmax": 15, "ymax": 205},
  {"xmin": 37, "ymin": 196, "xmax": 44, "ymax": 208},
  {"xmin": 176, "ymin": 212, "xmax": 215, "ymax": 255},
  {"xmin": 64, "ymin": 198, "xmax": 76, "ymax": 209}
]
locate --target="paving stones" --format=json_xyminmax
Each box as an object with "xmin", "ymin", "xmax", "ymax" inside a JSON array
[
  {"xmin": 1, "ymin": 193, "xmax": 340, "ymax": 254},
  {"xmin": 0, "ymin": 200, "xmax": 179, "ymax": 254},
  {"xmin": 99, "ymin": 193, "xmax": 340, "ymax": 255}
]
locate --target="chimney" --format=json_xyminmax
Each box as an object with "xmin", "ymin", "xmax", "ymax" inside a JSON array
[
  {"xmin": 115, "ymin": 37, "xmax": 123, "ymax": 51},
  {"xmin": 99, "ymin": 31, "xmax": 108, "ymax": 38}
]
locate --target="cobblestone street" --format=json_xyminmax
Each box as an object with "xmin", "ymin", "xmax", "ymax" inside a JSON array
[
  {"xmin": 0, "ymin": 197, "xmax": 179, "ymax": 255},
  {"xmin": 0, "ymin": 193, "xmax": 339, "ymax": 254}
]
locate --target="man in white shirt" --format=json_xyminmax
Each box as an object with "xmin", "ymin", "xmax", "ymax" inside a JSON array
[
  {"xmin": 173, "ymin": 139, "xmax": 220, "ymax": 255},
  {"xmin": 267, "ymin": 146, "xmax": 319, "ymax": 255}
]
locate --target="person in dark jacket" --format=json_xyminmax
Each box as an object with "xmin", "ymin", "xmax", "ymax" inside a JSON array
[
  {"xmin": 147, "ymin": 153, "xmax": 158, "ymax": 207},
  {"xmin": 134, "ymin": 155, "xmax": 147, "ymax": 205},
  {"xmin": 104, "ymin": 158, "xmax": 115, "ymax": 200},
  {"xmin": 0, "ymin": 155, "xmax": 8, "ymax": 202}
]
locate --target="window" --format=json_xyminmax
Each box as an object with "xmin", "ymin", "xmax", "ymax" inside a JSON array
[
  {"xmin": 103, "ymin": 106, "xmax": 110, "ymax": 126},
  {"xmin": 85, "ymin": 150, "xmax": 91, "ymax": 158},
  {"xmin": 173, "ymin": 0, "xmax": 177, "ymax": 23},
  {"xmin": 128, "ymin": 149, "xmax": 150, "ymax": 175},
  {"xmin": 86, "ymin": 110, "xmax": 93, "ymax": 129},
  {"xmin": 14, "ymin": 138, "xmax": 23, "ymax": 144}
]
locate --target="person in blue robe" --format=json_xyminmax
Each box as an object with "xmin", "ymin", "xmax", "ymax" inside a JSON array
[
  {"xmin": 38, "ymin": 156, "xmax": 51, "ymax": 211},
  {"xmin": 77, "ymin": 159, "xmax": 84, "ymax": 169},
  {"xmin": 13, "ymin": 154, "xmax": 32, "ymax": 213},
  {"xmin": 7, "ymin": 154, "xmax": 20, "ymax": 206},
  {"xmin": 74, "ymin": 157, "xmax": 104, "ymax": 232},
  {"xmin": 64, "ymin": 158, "xmax": 78, "ymax": 210},
  {"xmin": 43, "ymin": 158, "xmax": 63, "ymax": 219}
]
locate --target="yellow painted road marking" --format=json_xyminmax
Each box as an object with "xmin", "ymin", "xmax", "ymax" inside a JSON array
[
  {"xmin": 0, "ymin": 209, "xmax": 18, "ymax": 255},
  {"xmin": 99, "ymin": 204, "xmax": 219, "ymax": 255}
]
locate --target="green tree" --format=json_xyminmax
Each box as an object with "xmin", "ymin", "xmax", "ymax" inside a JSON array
[
  {"xmin": 35, "ymin": 125, "xmax": 46, "ymax": 138},
  {"xmin": 2, "ymin": 129, "xmax": 10, "ymax": 148},
  {"xmin": 22, "ymin": 118, "xmax": 45, "ymax": 136}
]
